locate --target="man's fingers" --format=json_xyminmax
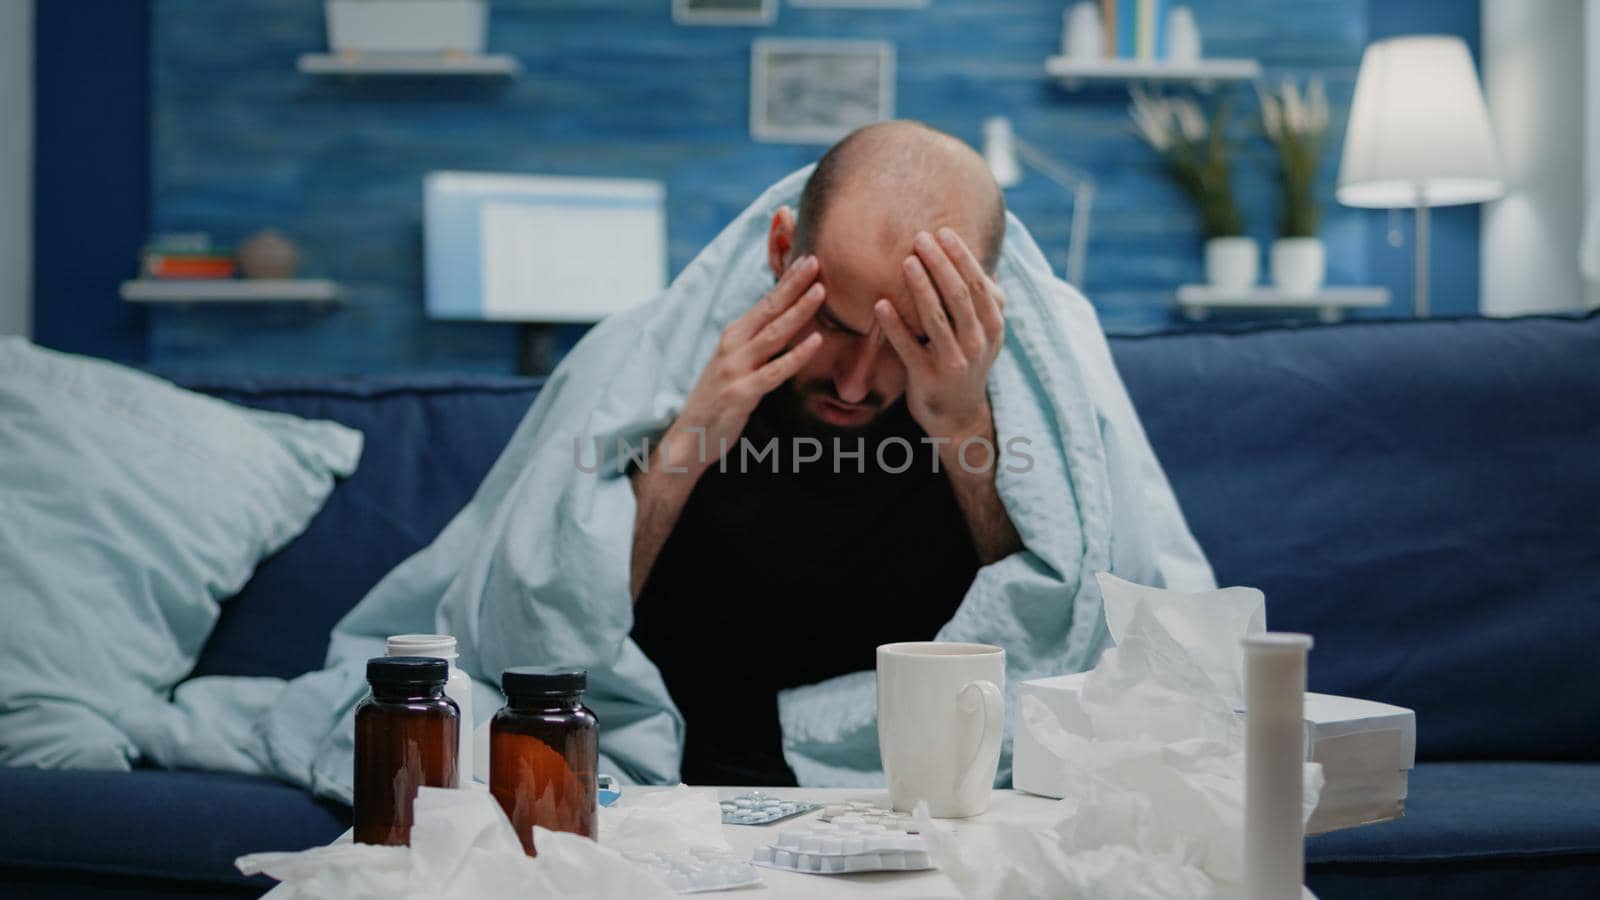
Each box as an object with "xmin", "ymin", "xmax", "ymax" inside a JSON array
[
  {"xmin": 904, "ymin": 255, "xmax": 960, "ymax": 365},
  {"xmin": 726, "ymin": 255, "xmax": 819, "ymax": 345},
  {"xmin": 744, "ymin": 282, "xmax": 826, "ymax": 363},
  {"xmin": 938, "ymin": 228, "xmax": 1004, "ymax": 341},
  {"xmin": 751, "ymin": 331, "xmax": 823, "ymax": 393},
  {"xmin": 915, "ymin": 231, "xmax": 982, "ymax": 356},
  {"xmin": 873, "ymin": 298, "xmax": 926, "ymax": 372}
]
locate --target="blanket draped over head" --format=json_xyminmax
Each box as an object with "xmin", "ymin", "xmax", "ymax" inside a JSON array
[{"xmin": 126, "ymin": 166, "xmax": 1214, "ymax": 797}]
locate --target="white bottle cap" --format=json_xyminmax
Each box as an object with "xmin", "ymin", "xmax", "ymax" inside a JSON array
[{"xmin": 386, "ymin": 633, "xmax": 459, "ymax": 662}]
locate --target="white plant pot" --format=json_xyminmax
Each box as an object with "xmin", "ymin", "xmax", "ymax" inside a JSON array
[
  {"xmin": 1205, "ymin": 237, "xmax": 1259, "ymax": 292},
  {"xmin": 326, "ymin": 1, "xmax": 487, "ymax": 55},
  {"xmin": 1271, "ymin": 237, "xmax": 1326, "ymax": 298}
]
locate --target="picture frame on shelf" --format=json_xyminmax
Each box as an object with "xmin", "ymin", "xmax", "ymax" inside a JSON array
[
  {"xmin": 750, "ymin": 39, "xmax": 895, "ymax": 144},
  {"xmin": 672, "ymin": 0, "xmax": 776, "ymax": 26}
]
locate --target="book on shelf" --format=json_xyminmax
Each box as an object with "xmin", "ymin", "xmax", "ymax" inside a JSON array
[
  {"xmin": 1106, "ymin": 0, "xmax": 1171, "ymax": 60},
  {"xmin": 140, "ymin": 254, "xmax": 238, "ymax": 280}
]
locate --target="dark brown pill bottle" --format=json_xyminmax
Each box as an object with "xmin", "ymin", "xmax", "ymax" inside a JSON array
[
  {"xmin": 490, "ymin": 667, "xmax": 599, "ymax": 856},
  {"xmin": 353, "ymin": 656, "xmax": 460, "ymax": 846}
]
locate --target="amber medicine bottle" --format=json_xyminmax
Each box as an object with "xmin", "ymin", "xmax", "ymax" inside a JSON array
[
  {"xmin": 490, "ymin": 667, "xmax": 599, "ymax": 856},
  {"xmin": 353, "ymin": 656, "xmax": 460, "ymax": 846}
]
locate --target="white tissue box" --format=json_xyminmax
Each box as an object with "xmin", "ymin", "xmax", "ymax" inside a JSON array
[{"xmin": 1013, "ymin": 672, "xmax": 1415, "ymax": 835}]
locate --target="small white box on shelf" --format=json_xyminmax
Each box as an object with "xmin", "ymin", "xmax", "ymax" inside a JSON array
[{"xmin": 325, "ymin": 1, "xmax": 487, "ymax": 56}]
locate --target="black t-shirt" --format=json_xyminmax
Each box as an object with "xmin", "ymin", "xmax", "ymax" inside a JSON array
[{"xmin": 630, "ymin": 388, "xmax": 982, "ymax": 785}]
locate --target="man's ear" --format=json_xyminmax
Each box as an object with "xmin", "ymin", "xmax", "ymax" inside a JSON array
[{"xmin": 768, "ymin": 206, "xmax": 797, "ymax": 280}]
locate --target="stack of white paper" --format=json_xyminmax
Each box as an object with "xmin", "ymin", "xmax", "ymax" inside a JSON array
[{"xmin": 1014, "ymin": 672, "xmax": 1415, "ymax": 834}]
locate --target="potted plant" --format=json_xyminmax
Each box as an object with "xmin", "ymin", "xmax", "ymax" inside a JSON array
[
  {"xmin": 1258, "ymin": 77, "xmax": 1331, "ymax": 297},
  {"xmin": 1130, "ymin": 86, "xmax": 1255, "ymax": 292},
  {"xmin": 325, "ymin": 0, "xmax": 488, "ymax": 56}
]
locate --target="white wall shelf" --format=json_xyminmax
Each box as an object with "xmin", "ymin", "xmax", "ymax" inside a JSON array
[
  {"xmin": 1046, "ymin": 56, "xmax": 1261, "ymax": 91},
  {"xmin": 297, "ymin": 53, "xmax": 521, "ymax": 77},
  {"xmin": 1177, "ymin": 285, "xmax": 1391, "ymax": 323},
  {"xmin": 120, "ymin": 279, "xmax": 342, "ymax": 305}
]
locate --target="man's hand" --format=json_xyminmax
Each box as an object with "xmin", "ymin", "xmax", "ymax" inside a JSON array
[
  {"xmin": 630, "ymin": 255, "xmax": 824, "ymax": 599},
  {"xmin": 659, "ymin": 254, "xmax": 826, "ymax": 476},
  {"xmin": 873, "ymin": 228, "xmax": 1020, "ymax": 565},
  {"xmin": 873, "ymin": 228, "xmax": 1006, "ymax": 451}
]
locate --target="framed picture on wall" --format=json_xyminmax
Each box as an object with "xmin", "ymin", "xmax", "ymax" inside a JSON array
[
  {"xmin": 750, "ymin": 39, "xmax": 896, "ymax": 144},
  {"xmin": 672, "ymin": 0, "xmax": 776, "ymax": 26}
]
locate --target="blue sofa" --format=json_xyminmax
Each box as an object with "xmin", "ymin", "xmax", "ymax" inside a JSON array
[{"xmin": 2, "ymin": 313, "xmax": 1597, "ymax": 898}]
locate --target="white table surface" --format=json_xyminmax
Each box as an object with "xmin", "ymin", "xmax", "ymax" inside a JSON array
[{"xmin": 611, "ymin": 786, "xmax": 1060, "ymax": 899}]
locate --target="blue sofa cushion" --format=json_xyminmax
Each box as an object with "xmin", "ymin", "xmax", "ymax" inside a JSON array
[
  {"xmin": 0, "ymin": 767, "xmax": 348, "ymax": 890},
  {"xmin": 1110, "ymin": 313, "xmax": 1600, "ymax": 761},
  {"xmin": 172, "ymin": 375, "xmax": 543, "ymax": 680},
  {"xmin": 1307, "ymin": 761, "xmax": 1600, "ymax": 899}
]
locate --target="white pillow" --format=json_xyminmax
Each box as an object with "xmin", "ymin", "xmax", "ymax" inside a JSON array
[{"xmin": 0, "ymin": 338, "xmax": 362, "ymax": 768}]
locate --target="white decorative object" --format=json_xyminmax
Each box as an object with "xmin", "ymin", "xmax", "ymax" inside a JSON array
[
  {"xmin": 1205, "ymin": 236, "xmax": 1259, "ymax": 291},
  {"xmin": 1063, "ymin": 3, "xmax": 1104, "ymax": 61},
  {"xmin": 237, "ymin": 229, "xmax": 300, "ymax": 280},
  {"xmin": 672, "ymin": 0, "xmax": 776, "ymax": 26},
  {"xmin": 983, "ymin": 116, "xmax": 1096, "ymax": 288},
  {"xmin": 1582, "ymin": 190, "xmax": 1600, "ymax": 286},
  {"xmin": 1270, "ymin": 237, "xmax": 1325, "ymax": 297},
  {"xmin": 325, "ymin": 1, "xmax": 486, "ymax": 55},
  {"xmin": 423, "ymin": 172, "xmax": 666, "ymax": 323},
  {"xmin": 1164, "ymin": 5, "xmax": 1202, "ymax": 64},
  {"xmin": 750, "ymin": 40, "xmax": 895, "ymax": 144},
  {"xmin": 1337, "ymin": 36, "xmax": 1504, "ymax": 317},
  {"xmin": 1244, "ymin": 633, "xmax": 1314, "ymax": 900}
]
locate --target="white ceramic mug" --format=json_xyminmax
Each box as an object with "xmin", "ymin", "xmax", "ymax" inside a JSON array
[{"xmin": 876, "ymin": 642, "xmax": 1006, "ymax": 818}]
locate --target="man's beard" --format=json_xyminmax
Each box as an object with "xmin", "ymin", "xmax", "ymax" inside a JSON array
[{"xmin": 766, "ymin": 377, "xmax": 912, "ymax": 444}]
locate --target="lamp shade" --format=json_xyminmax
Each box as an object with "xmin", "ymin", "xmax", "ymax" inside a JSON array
[
  {"xmin": 982, "ymin": 116, "xmax": 1022, "ymax": 189},
  {"xmin": 1337, "ymin": 35, "xmax": 1504, "ymax": 208}
]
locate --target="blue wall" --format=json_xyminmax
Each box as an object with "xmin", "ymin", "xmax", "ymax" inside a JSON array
[{"xmin": 36, "ymin": 0, "xmax": 1484, "ymax": 373}]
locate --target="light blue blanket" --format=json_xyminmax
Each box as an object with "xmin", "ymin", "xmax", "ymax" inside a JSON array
[{"xmin": 127, "ymin": 166, "xmax": 1214, "ymax": 798}]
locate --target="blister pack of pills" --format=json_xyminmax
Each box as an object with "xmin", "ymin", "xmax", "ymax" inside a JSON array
[
  {"xmin": 818, "ymin": 801, "xmax": 919, "ymax": 832},
  {"xmin": 719, "ymin": 791, "xmax": 820, "ymax": 826},
  {"xmin": 750, "ymin": 819, "xmax": 934, "ymax": 875},
  {"xmin": 621, "ymin": 847, "xmax": 764, "ymax": 894}
]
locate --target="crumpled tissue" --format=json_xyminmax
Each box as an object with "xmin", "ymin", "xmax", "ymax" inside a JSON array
[
  {"xmin": 922, "ymin": 572, "xmax": 1323, "ymax": 900},
  {"xmin": 237, "ymin": 787, "xmax": 678, "ymax": 900},
  {"xmin": 598, "ymin": 784, "xmax": 729, "ymax": 854}
]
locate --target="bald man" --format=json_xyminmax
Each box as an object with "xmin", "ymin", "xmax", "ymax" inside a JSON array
[{"xmin": 628, "ymin": 121, "xmax": 1022, "ymax": 785}]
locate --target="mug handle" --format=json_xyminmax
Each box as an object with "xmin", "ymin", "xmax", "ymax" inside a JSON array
[{"xmin": 954, "ymin": 679, "xmax": 1004, "ymax": 799}]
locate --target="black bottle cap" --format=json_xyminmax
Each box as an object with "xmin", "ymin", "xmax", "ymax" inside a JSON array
[
  {"xmin": 367, "ymin": 656, "xmax": 448, "ymax": 687},
  {"xmin": 502, "ymin": 666, "xmax": 587, "ymax": 699}
]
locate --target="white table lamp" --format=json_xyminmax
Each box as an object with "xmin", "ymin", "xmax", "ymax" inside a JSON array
[
  {"xmin": 982, "ymin": 116, "xmax": 1094, "ymax": 288},
  {"xmin": 1336, "ymin": 35, "xmax": 1504, "ymax": 318}
]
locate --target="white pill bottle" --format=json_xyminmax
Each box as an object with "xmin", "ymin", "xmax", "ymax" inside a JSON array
[{"xmin": 386, "ymin": 634, "xmax": 474, "ymax": 785}]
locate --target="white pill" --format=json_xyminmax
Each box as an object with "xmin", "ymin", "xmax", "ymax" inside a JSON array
[{"xmin": 904, "ymin": 850, "xmax": 930, "ymax": 869}]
